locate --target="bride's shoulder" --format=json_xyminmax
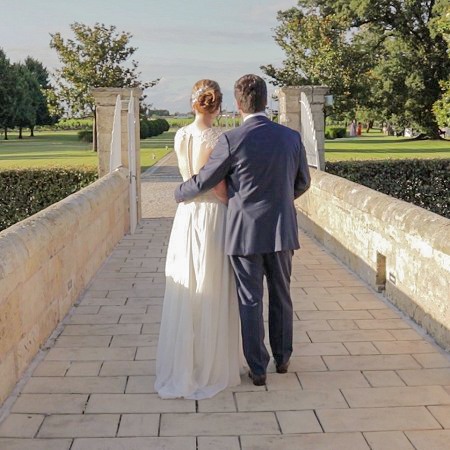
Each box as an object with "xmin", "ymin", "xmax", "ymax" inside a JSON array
[
  {"xmin": 202, "ymin": 127, "xmax": 223, "ymax": 147},
  {"xmin": 174, "ymin": 126, "xmax": 190, "ymax": 145},
  {"xmin": 175, "ymin": 125, "xmax": 188, "ymax": 138}
]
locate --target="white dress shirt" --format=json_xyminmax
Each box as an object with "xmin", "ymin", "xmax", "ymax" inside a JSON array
[{"xmin": 243, "ymin": 112, "xmax": 267, "ymax": 122}]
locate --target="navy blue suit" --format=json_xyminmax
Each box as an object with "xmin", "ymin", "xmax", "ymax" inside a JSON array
[{"xmin": 175, "ymin": 115, "xmax": 310, "ymax": 375}]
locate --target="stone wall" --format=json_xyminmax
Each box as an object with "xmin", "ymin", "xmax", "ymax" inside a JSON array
[
  {"xmin": 0, "ymin": 168, "xmax": 130, "ymax": 404},
  {"xmin": 296, "ymin": 169, "xmax": 450, "ymax": 350}
]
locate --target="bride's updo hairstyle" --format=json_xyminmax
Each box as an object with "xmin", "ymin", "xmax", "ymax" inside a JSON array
[{"xmin": 191, "ymin": 79, "xmax": 222, "ymax": 114}]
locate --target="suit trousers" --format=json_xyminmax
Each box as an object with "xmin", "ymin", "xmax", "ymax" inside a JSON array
[{"xmin": 230, "ymin": 250, "xmax": 294, "ymax": 375}]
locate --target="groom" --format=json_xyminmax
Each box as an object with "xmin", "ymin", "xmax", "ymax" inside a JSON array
[{"xmin": 175, "ymin": 74, "xmax": 310, "ymax": 385}]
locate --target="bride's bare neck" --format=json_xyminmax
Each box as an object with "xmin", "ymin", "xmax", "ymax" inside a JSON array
[{"xmin": 192, "ymin": 113, "xmax": 214, "ymax": 130}]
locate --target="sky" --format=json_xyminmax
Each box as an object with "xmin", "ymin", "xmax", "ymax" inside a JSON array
[{"xmin": 1, "ymin": 0, "xmax": 297, "ymax": 114}]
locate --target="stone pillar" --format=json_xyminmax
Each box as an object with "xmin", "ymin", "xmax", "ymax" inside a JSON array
[
  {"xmin": 276, "ymin": 87, "xmax": 302, "ymax": 132},
  {"xmin": 91, "ymin": 87, "xmax": 143, "ymax": 220},
  {"xmin": 299, "ymin": 85, "xmax": 328, "ymax": 170},
  {"xmin": 276, "ymin": 85, "xmax": 328, "ymax": 170}
]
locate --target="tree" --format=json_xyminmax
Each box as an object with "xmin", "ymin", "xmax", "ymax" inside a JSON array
[
  {"xmin": 433, "ymin": 6, "xmax": 450, "ymax": 130},
  {"xmin": 24, "ymin": 57, "xmax": 56, "ymax": 135},
  {"xmin": 0, "ymin": 51, "xmax": 53, "ymax": 139},
  {"xmin": 50, "ymin": 22, "xmax": 159, "ymax": 149},
  {"xmin": 0, "ymin": 49, "xmax": 16, "ymax": 140},
  {"xmin": 148, "ymin": 108, "xmax": 170, "ymax": 117},
  {"xmin": 13, "ymin": 63, "xmax": 39, "ymax": 139},
  {"xmin": 261, "ymin": 9, "xmax": 374, "ymax": 119},
  {"xmin": 264, "ymin": 0, "xmax": 450, "ymax": 137}
]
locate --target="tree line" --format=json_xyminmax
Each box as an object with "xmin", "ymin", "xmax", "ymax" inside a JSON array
[
  {"xmin": 262, "ymin": 0, "xmax": 450, "ymax": 138},
  {"xmin": 2, "ymin": 7, "xmax": 448, "ymax": 142},
  {"xmin": 0, "ymin": 50, "xmax": 56, "ymax": 139},
  {"xmin": 0, "ymin": 23, "xmax": 160, "ymax": 145}
]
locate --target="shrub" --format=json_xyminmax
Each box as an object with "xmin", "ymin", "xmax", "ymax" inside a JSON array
[
  {"xmin": 38, "ymin": 118, "xmax": 94, "ymax": 131},
  {"xmin": 325, "ymin": 126, "xmax": 347, "ymax": 139},
  {"xmin": 140, "ymin": 118, "xmax": 170, "ymax": 138},
  {"xmin": 0, "ymin": 168, "xmax": 98, "ymax": 232},
  {"xmin": 140, "ymin": 119, "xmax": 150, "ymax": 139},
  {"xmin": 166, "ymin": 117, "xmax": 194, "ymax": 128},
  {"xmin": 325, "ymin": 159, "xmax": 450, "ymax": 218},
  {"xmin": 159, "ymin": 118, "xmax": 170, "ymax": 132},
  {"xmin": 78, "ymin": 129, "xmax": 93, "ymax": 142}
]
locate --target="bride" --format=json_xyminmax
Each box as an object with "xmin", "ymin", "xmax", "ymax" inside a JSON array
[{"xmin": 154, "ymin": 79, "xmax": 242, "ymax": 399}]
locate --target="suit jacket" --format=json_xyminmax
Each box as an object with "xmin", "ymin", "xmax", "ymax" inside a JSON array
[{"xmin": 174, "ymin": 115, "xmax": 311, "ymax": 255}]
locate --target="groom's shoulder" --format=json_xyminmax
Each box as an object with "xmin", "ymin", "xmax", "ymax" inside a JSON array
[
  {"xmin": 271, "ymin": 120, "xmax": 301, "ymax": 138},
  {"xmin": 222, "ymin": 126, "xmax": 243, "ymax": 140}
]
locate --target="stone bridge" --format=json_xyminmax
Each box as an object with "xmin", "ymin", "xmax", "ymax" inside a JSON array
[
  {"xmin": 0, "ymin": 88, "xmax": 449, "ymax": 450},
  {"xmin": 0, "ymin": 152, "xmax": 449, "ymax": 450}
]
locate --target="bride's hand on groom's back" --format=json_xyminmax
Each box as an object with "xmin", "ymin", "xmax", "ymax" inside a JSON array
[{"xmin": 213, "ymin": 180, "xmax": 228, "ymax": 205}]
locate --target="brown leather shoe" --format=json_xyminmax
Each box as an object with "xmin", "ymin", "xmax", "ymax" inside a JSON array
[
  {"xmin": 276, "ymin": 360, "xmax": 290, "ymax": 374},
  {"xmin": 248, "ymin": 371, "xmax": 266, "ymax": 386}
]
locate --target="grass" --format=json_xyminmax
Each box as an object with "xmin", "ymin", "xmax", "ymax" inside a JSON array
[
  {"xmin": 1, "ymin": 129, "xmax": 449, "ymax": 170},
  {"xmin": 325, "ymin": 129, "xmax": 450, "ymax": 161},
  {"xmin": 140, "ymin": 131, "xmax": 175, "ymax": 171},
  {"xmin": 0, "ymin": 130, "xmax": 174, "ymax": 172}
]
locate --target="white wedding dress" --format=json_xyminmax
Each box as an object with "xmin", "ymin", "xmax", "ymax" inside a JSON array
[{"xmin": 155, "ymin": 124, "xmax": 242, "ymax": 399}]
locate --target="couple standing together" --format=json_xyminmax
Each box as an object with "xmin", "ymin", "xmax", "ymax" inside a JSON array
[{"xmin": 155, "ymin": 74, "xmax": 311, "ymax": 399}]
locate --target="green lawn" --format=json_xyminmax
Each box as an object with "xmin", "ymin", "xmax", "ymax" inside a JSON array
[
  {"xmin": 1, "ymin": 129, "xmax": 449, "ymax": 170},
  {"xmin": 0, "ymin": 130, "xmax": 174, "ymax": 171},
  {"xmin": 325, "ymin": 130, "xmax": 450, "ymax": 161}
]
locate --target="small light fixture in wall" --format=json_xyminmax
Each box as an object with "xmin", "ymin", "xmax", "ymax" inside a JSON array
[
  {"xmin": 376, "ymin": 252, "xmax": 386, "ymax": 292},
  {"xmin": 324, "ymin": 94, "xmax": 334, "ymax": 106}
]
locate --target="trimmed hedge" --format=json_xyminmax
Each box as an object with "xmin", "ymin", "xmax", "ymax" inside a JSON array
[
  {"xmin": 325, "ymin": 159, "xmax": 450, "ymax": 219},
  {"xmin": 78, "ymin": 129, "xmax": 93, "ymax": 142},
  {"xmin": 0, "ymin": 168, "xmax": 98, "ymax": 232},
  {"xmin": 140, "ymin": 118, "xmax": 170, "ymax": 139},
  {"xmin": 325, "ymin": 126, "xmax": 346, "ymax": 139},
  {"xmin": 36, "ymin": 118, "xmax": 94, "ymax": 131}
]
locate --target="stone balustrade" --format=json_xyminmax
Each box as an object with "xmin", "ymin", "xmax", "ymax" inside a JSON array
[
  {"xmin": 296, "ymin": 169, "xmax": 450, "ymax": 350},
  {"xmin": 0, "ymin": 168, "xmax": 130, "ymax": 404}
]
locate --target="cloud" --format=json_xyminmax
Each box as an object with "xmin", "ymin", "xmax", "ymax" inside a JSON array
[
  {"xmin": 2, "ymin": 0, "xmax": 290, "ymax": 112},
  {"xmin": 248, "ymin": 0, "xmax": 298, "ymax": 19},
  {"xmin": 133, "ymin": 25, "xmax": 270, "ymax": 46}
]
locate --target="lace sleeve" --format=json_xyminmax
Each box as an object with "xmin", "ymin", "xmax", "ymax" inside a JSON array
[{"xmin": 202, "ymin": 127, "xmax": 222, "ymax": 150}]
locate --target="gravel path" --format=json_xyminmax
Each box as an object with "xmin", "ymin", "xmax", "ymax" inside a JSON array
[{"xmin": 141, "ymin": 151, "xmax": 180, "ymax": 218}]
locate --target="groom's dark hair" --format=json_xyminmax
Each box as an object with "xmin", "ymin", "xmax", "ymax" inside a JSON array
[{"xmin": 234, "ymin": 74, "xmax": 267, "ymax": 114}]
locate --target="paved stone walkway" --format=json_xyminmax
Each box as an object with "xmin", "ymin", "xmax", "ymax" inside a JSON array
[{"xmin": 1, "ymin": 153, "xmax": 450, "ymax": 449}]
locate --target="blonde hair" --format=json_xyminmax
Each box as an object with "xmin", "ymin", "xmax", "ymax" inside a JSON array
[{"xmin": 191, "ymin": 79, "xmax": 222, "ymax": 114}]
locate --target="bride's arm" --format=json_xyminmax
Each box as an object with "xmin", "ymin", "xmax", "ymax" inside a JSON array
[
  {"xmin": 206, "ymin": 130, "xmax": 228, "ymax": 204},
  {"xmin": 213, "ymin": 179, "xmax": 228, "ymax": 204}
]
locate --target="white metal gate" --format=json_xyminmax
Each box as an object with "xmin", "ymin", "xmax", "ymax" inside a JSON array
[
  {"xmin": 300, "ymin": 92, "xmax": 320, "ymax": 169},
  {"xmin": 109, "ymin": 91, "xmax": 138, "ymax": 234},
  {"xmin": 110, "ymin": 95, "xmax": 122, "ymax": 172},
  {"xmin": 127, "ymin": 93, "xmax": 138, "ymax": 234}
]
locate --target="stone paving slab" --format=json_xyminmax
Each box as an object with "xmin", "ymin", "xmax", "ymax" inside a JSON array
[
  {"xmin": 240, "ymin": 433, "xmax": 370, "ymax": 450},
  {"xmin": 317, "ymin": 406, "xmax": 441, "ymax": 432},
  {"xmin": 364, "ymin": 431, "xmax": 416, "ymax": 450},
  {"xmin": 71, "ymin": 437, "xmax": 196, "ymax": 450},
  {"xmin": 117, "ymin": 414, "xmax": 160, "ymax": 437},
  {"xmin": 1, "ymin": 151, "xmax": 450, "ymax": 449},
  {"xmin": 406, "ymin": 430, "xmax": 450, "ymax": 450},
  {"xmin": 38, "ymin": 414, "xmax": 120, "ymax": 438},
  {"xmin": 0, "ymin": 439, "xmax": 72, "ymax": 450}
]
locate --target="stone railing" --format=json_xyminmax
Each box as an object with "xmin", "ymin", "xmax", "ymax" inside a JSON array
[
  {"xmin": 0, "ymin": 168, "xmax": 130, "ymax": 404},
  {"xmin": 296, "ymin": 169, "xmax": 450, "ymax": 350}
]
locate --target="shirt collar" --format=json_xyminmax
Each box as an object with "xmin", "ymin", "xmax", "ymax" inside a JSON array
[{"xmin": 243, "ymin": 112, "xmax": 267, "ymax": 122}]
